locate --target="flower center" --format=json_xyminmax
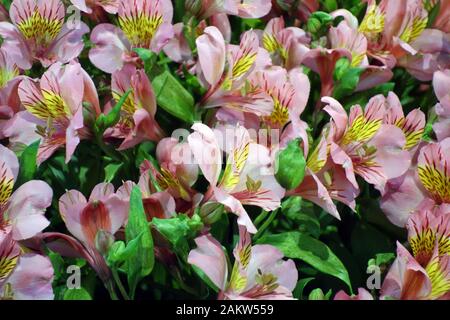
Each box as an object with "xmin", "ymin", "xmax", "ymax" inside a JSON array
[
  {"xmin": 24, "ymin": 90, "xmax": 70, "ymax": 122},
  {"xmin": 418, "ymin": 164, "xmax": 450, "ymax": 204},
  {"xmin": 16, "ymin": 11, "xmax": 63, "ymax": 45},
  {"xmin": 119, "ymin": 12, "xmax": 163, "ymax": 48}
]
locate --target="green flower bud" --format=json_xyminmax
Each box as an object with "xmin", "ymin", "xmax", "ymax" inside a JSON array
[{"xmin": 275, "ymin": 138, "xmax": 306, "ymax": 190}]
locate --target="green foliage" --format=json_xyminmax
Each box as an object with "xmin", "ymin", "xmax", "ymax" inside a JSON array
[
  {"xmin": 63, "ymin": 288, "xmax": 92, "ymax": 300},
  {"xmin": 333, "ymin": 58, "xmax": 364, "ymax": 100},
  {"xmin": 257, "ymin": 231, "xmax": 352, "ymax": 291},
  {"xmin": 125, "ymin": 187, "xmax": 155, "ymax": 298},
  {"xmin": 152, "ymin": 71, "xmax": 197, "ymax": 124},
  {"xmin": 152, "ymin": 214, "xmax": 204, "ymax": 257},
  {"xmin": 14, "ymin": 140, "xmax": 39, "ymax": 189},
  {"xmin": 275, "ymin": 139, "xmax": 306, "ymax": 190}
]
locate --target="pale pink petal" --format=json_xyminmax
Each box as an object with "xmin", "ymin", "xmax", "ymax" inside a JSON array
[
  {"xmin": 213, "ymin": 187, "xmax": 257, "ymax": 234},
  {"xmin": 89, "ymin": 183, "xmax": 115, "ymax": 202},
  {"xmin": 188, "ymin": 123, "xmax": 222, "ymax": 187},
  {"xmin": 59, "ymin": 190, "xmax": 87, "ymax": 243},
  {"xmin": 237, "ymin": 0, "xmax": 271, "ymax": 18},
  {"xmin": 322, "ymin": 96, "xmax": 348, "ymax": 141},
  {"xmin": 380, "ymin": 242, "xmax": 431, "ymax": 300},
  {"xmin": 69, "ymin": 0, "xmax": 92, "ymax": 13},
  {"xmin": 7, "ymin": 254, "xmax": 54, "ymax": 300},
  {"xmin": 89, "ymin": 23, "xmax": 129, "ymax": 73},
  {"xmin": 150, "ymin": 22, "xmax": 174, "ymax": 53},
  {"xmin": 0, "ymin": 22, "xmax": 31, "ymax": 70},
  {"xmin": 8, "ymin": 180, "xmax": 53, "ymax": 240},
  {"xmin": 196, "ymin": 26, "xmax": 226, "ymax": 86},
  {"xmin": 370, "ymin": 124, "xmax": 411, "ymax": 183},
  {"xmin": 0, "ymin": 144, "xmax": 19, "ymax": 180},
  {"xmin": 335, "ymin": 288, "xmax": 373, "ymax": 300},
  {"xmin": 47, "ymin": 22, "xmax": 90, "ymax": 67},
  {"xmin": 188, "ymin": 234, "xmax": 228, "ymax": 291}
]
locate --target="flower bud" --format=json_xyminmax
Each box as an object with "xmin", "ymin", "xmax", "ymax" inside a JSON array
[
  {"xmin": 95, "ymin": 230, "xmax": 115, "ymax": 256},
  {"xmin": 200, "ymin": 202, "xmax": 225, "ymax": 225},
  {"xmin": 275, "ymin": 138, "xmax": 306, "ymax": 190}
]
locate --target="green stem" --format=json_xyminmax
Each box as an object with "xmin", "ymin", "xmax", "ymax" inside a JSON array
[
  {"xmin": 112, "ymin": 268, "xmax": 131, "ymax": 300},
  {"xmin": 94, "ymin": 131, "xmax": 122, "ymax": 162},
  {"xmin": 254, "ymin": 209, "xmax": 279, "ymax": 241},
  {"xmin": 105, "ymin": 280, "xmax": 119, "ymax": 301},
  {"xmin": 254, "ymin": 210, "xmax": 270, "ymax": 228}
]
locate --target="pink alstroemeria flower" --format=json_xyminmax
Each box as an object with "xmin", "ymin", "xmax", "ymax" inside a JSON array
[
  {"xmin": 153, "ymin": 137, "xmax": 199, "ymax": 203},
  {"xmin": 357, "ymin": 0, "xmax": 450, "ymax": 81},
  {"xmin": 0, "ymin": 48, "xmax": 43, "ymax": 152},
  {"xmin": 216, "ymin": 65, "xmax": 311, "ymax": 155},
  {"xmin": 328, "ymin": 14, "xmax": 393, "ymax": 91},
  {"xmin": 321, "ymin": 95, "xmax": 411, "ymax": 191},
  {"xmin": 334, "ymin": 288, "xmax": 373, "ymax": 300},
  {"xmin": 247, "ymin": 66, "xmax": 310, "ymax": 149},
  {"xmin": 381, "ymin": 209, "xmax": 450, "ymax": 300},
  {"xmin": 196, "ymin": 26, "xmax": 273, "ymax": 116},
  {"xmin": 0, "ymin": 229, "xmax": 54, "ymax": 300},
  {"xmin": 188, "ymin": 226, "xmax": 298, "ymax": 299},
  {"xmin": 0, "ymin": 48, "xmax": 22, "ymax": 139},
  {"xmin": 57, "ymin": 183, "xmax": 128, "ymax": 282},
  {"xmin": 0, "ymin": 144, "xmax": 53, "ymax": 241},
  {"xmin": 186, "ymin": 0, "xmax": 271, "ymax": 20},
  {"xmin": 260, "ymin": 17, "xmax": 310, "ymax": 69},
  {"xmin": 432, "ymin": 69, "xmax": 450, "ymax": 141},
  {"xmin": 382, "ymin": 137, "xmax": 450, "ymax": 227},
  {"xmin": 106, "ymin": 64, "xmax": 164, "ymax": 150},
  {"xmin": 383, "ymin": 92, "xmax": 426, "ymax": 152},
  {"xmin": 289, "ymin": 133, "xmax": 359, "ymax": 219},
  {"xmin": 89, "ymin": 0, "xmax": 174, "ymax": 73},
  {"xmin": 70, "ymin": 0, "xmax": 119, "ymax": 14},
  {"xmin": 0, "ymin": 0, "xmax": 89, "ymax": 70},
  {"xmin": 188, "ymin": 123, "xmax": 285, "ymax": 233},
  {"xmin": 18, "ymin": 61, "xmax": 100, "ymax": 164}
]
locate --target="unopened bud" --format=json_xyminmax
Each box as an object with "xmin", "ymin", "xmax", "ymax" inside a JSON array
[
  {"xmin": 200, "ymin": 202, "xmax": 224, "ymax": 225},
  {"xmin": 95, "ymin": 230, "xmax": 115, "ymax": 256}
]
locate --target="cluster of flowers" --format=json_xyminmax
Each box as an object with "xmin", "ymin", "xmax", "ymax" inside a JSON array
[{"xmin": 0, "ymin": 0, "xmax": 449, "ymax": 300}]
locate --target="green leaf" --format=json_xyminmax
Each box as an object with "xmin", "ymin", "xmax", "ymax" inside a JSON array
[
  {"xmin": 135, "ymin": 141, "xmax": 157, "ymax": 168},
  {"xmin": 95, "ymin": 89, "xmax": 131, "ymax": 132},
  {"xmin": 63, "ymin": 288, "xmax": 92, "ymax": 300},
  {"xmin": 333, "ymin": 58, "xmax": 351, "ymax": 82},
  {"xmin": 152, "ymin": 71, "xmax": 195, "ymax": 123},
  {"xmin": 104, "ymin": 162, "xmax": 123, "ymax": 183},
  {"xmin": 333, "ymin": 66, "xmax": 363, "ymax": 100},
  {"xmin": 14, "ymin": 140, "xmax": 39, "ymax": 188},
  {"xmin": 307, "ymin": 11, "xmax": 333, "ymax": 35},
  {"xmin": 322, "ymin": 0, "xmax": 338, "ymax": 12},
  {"xmin": 282, "ymin": 197, "xmax": 321, "ymax": 238},
  {"xmin": 427, "ymin": 0, "xmax": 441, "ymax": 28},
  {"xmin": 133, "ymin": 48, "xmax": 162, "ymax": 78},
  {"xmin": 308, "ymin": 288, "xmax": 332, "ymax": 300},
  {"xmin": 125, "ymin": 187, "xmax": 154, "ymax": 298},
  {"xmin": 257, "ymin": 231, "xmax": 352, "ymax": 291},
  {"xmin": 293, "ymin": 277, "xmax": 315, "ymax": 300},
  {"xmin": 48, "ymin": 251, "xmax": 65, "ymax": 282},
  {"xmin": 107, "ymin": 236, "xmax": 142, "ymax": 266},
  {"xmin": 368, "ymin": 252, "xmax": 396, "ymax": 269},
  {"xmin": 275, "ymin": 139, "xmax": 306, "ymax": 190},
  {"xmin": 152, "ymin": 214, "xmax": 203, "ymax": 255}
]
